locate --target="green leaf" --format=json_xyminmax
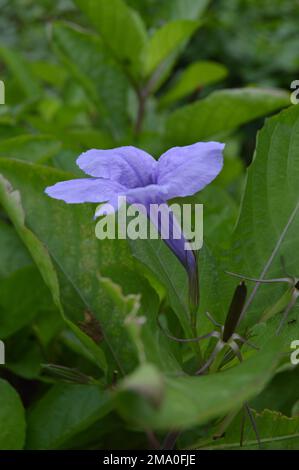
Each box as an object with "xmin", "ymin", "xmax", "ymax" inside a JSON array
[
  {"xmin": 60, "ymin": 129, "xmax": 114, "ymax": 151},
  {"xmin": 0, "ymin": 45, "xmax": 41, "ymax": 99},
  {"xmin": 76, "ymin": 0, "xmax": 147, "ymax": 81},
  {"xmin": 160, "ymin": 61, "xmax": 228, "ymax": 106},
  {"xmin": 99, "ymin": 276, "xmax": 140, "ymax": 369},
  {"xmin": 0, "ymin": 160, "xmax": 157, "ymax": 375},
  {"xmin": 52, "ymin": 22, "xmax": 129, "ymax": 138},
  {"xmin": 130, "ymin": 236, "xmax": 190, "ymax": 336},
  {"xmin": 252, "ymin": 364, "xmax": 299, "ymax": 416},
  {"xmin": 196, "ymin": 410, "xmax": 299, "ymax": 450},
  {"xmin": 0, "ymin": 173, "xmax": 63, "ymax": 313},
  {"xmin": 0, "ymin": 135, "xmax": 61, "ymax": 163},
  {"xmin": 120, "ymin": 363, "xmax": 165, "ymax": 408},
  {"xmin": 29, "ymin": 60, "xmax": 68, "ymax": 88},
  {"xmin": 0, "ymin": 379, "xmax": 26, "ymax": 450},
  {"xmin": 0, "ymin": 170, "xmax": 107, "ymax": 373},
  {"xmin": 115, "ymin": 340, "xmax": 283, "ymax": 430},
  {"xmin": 99, "ymin": 273, "xmax": 181, "ymax": 373},
  {"xmin": 165, "ymin": 88, "xmax": 290, "ymax": 146},
  {"xmin": 251, "ymin": 312, "xmax": 299, "ymax": 354},
  {"xmin": 0, "ymin": 220, "xmax": 31, "ymax": 278},
  {"xmin": 129, "ymin": 0, "xmax": 209, "ymax": 26},
  {"xmin": 231, "ymin": 104, "xmax": 299, "ymax": 328},
  {"xmin": 130, "ymin": 232, "xmax": 225, "ymax": 348},
  {"xmin": 144, "ymin": 20, "xmax": 200, "ymax": 77},
  {"xmin": 26, "ymin": 384, "xmax": 112, "ymax": 449},
  {"xmin": 6, "ymin": 332, "xmax": 43, "ymax": 380},
  {"xmin": 0, "ymin": 265, "xmax": 54, "ymax": 338},
  {"xmin": 156, "ymin": 0, "xmax": 209, "ymax": 22},
  {"xmin": 0, "ymin": 218, "xmax": 57, "ymax": 339}
]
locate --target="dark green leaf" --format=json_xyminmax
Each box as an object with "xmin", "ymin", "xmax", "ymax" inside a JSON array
[
  {"xmin": 26, "ymin": 384, "xmax": 111, "ymax": 449},
  {"xmin": 0, "ymin": 379, "xmax": 26, "ymax": 450}
]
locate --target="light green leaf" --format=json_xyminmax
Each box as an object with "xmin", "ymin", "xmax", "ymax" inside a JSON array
[
  {"xmin": 0, "ymin": 266, "xmax": 55, "ymax": 338},
  {"xmin": 252, "ymin": 362, "xmax": 299, "ymax": 416},
  {"xmin": 76, "ymin": 0, "xmax": 147, "ymax": 81},
  {"xmin": 0, "ymin": 379, "xmax": 26, "ymax": 450},
  {"xmin": 0, "ymin": 45, "xmax": 41, "ymax": 99},
  {"xmin": 61, "ymin": 128, "xmax": 114, "ymax": 150},
  {"xmin": 131, "ymin": 233, "xmax": 225, "ymax": 349},
  {"xmin": 52, "ymin": 22, "xmax": 129, "ymax": 138},
  {"xmin": 29, "ymin": 60, "xmax": 68, "ymax": 88},
  {"xmin": 99, "ymin": 274, "xmax": 181, "ymax": 373},
  {"xmin": 0, "ymin": 173, "xmax": 63, "ymax": 312},
  {"xmin": 129, "ymin": 0, "xmax": 209, "ymax": 25},
  {"xmin": 130, "ymin": 236, "xmax": 190, "ymax": 336},
  {"xmin": 120, "ymin": 363, "xmax": 165, "ymax": 408},
  {"xmin": 160, "ymin": 61, "xmax": 228, "ymax": 106},
  {"xmin": 250, "ymin": 312, "xmax": 299, "ymax": 355},
  {"xmin": 26, "ymin": 384, "xmax": 112, "ymax": 449},
  {"xmin": 144, "ymin": 20, "xmax": 200, "ymax": 77},
  {"xmin": 0, "ymin": 135, "xmax": 61, "ymax": 162},
  {"xmin": 0, "ymin": 220, "xmax": 31, "ymax": 278},
  {"xmin": 115, "ymin": 340, "xmax": 283, "ymax": 430},
  {"xmin": 195, "ymin": 410, "xmax": 299, "ymax": 450},
  {"xmin": 231, "ymin": 104, "xmax": 299, "ymax": 328},
  {"xmin": 0, "ymin": 160, "xmax": 161, "ymax": 375},
  {"xmin": 155, "ymin": 0, "xmax": 209, "ymax": 22},
  {"xmin": 0, "ymin": 170, "xmax": 107, "ymax": 373},
  {"xmin": 165, "ymin": 88, "xmax": 290, "ymax": 146}
]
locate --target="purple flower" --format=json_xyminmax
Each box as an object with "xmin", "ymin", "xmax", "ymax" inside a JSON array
[{"xmin": 45, "ymin": 143, "xmax": 224, "ymax": 279}]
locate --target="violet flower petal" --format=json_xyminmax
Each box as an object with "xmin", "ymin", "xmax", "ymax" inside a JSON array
[
  {"xmin": 128, "ymin": 194, "xmax": 196, "ymax": 274},
  {"xmin": 157, "ymin": 142, "xmax": 224, "ymax": 199},
  {"xmin": 76, "ymin": 146, "xmax": 157, "ymax": 188},
  {"xmin": 125, "ymin": 184, "xmax": 168, "ymax": 206},
  {"xmin": 45, "ymin": 178, "xmax": 126, "ymax": 204},
  {"xmin": 150, "ymin": 204, "xmax": 196, "ymax": 273}
]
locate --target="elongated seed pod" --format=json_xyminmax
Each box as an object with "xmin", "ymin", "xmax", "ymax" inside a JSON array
[{"xmin": 223, "ymin": 281, "xmax": 247, "ymax": 342}]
